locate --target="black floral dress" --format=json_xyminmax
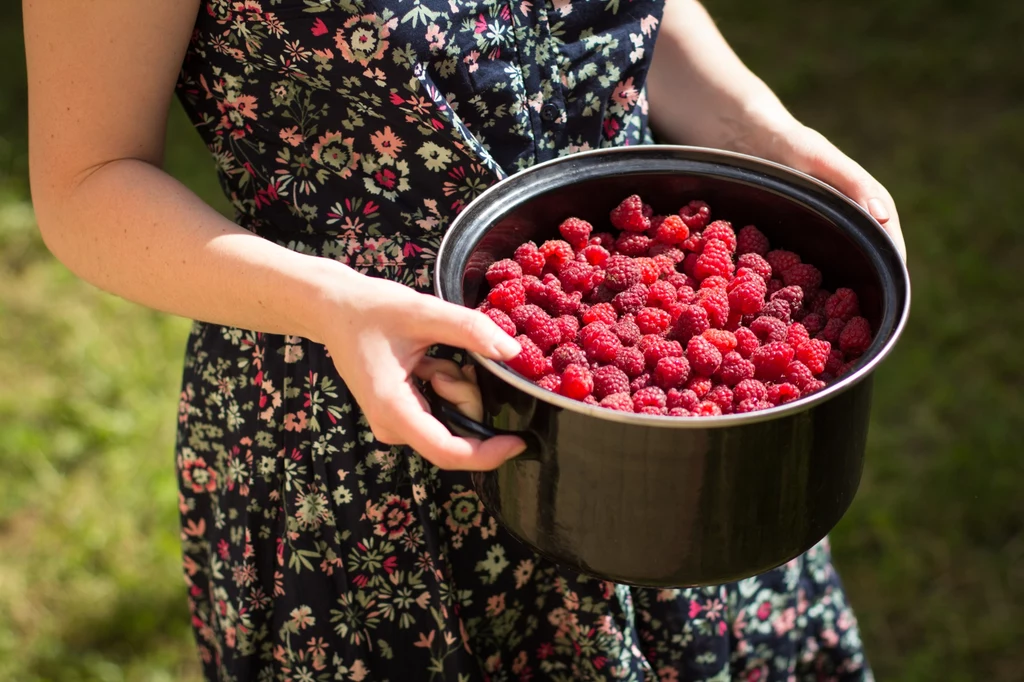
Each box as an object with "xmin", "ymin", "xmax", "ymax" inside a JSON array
[{"xmin": 173, "ymin": 1, "xmax": 873, "ymax": 680}]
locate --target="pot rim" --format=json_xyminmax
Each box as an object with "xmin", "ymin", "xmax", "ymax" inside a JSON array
[{"xmin": 435, "ymin": 144, "xmax": 911, "ymax": 428}]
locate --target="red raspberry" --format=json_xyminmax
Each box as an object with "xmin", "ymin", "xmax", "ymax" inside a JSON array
[
  {"xmin": 733, "ymin": 328, "xmax": 759, "ymax": 359},
  {"xmin": 839, "ymin": 360, "xmax": 858, "ymax": 376},
  {"xmin": 557, "ymin": 260, "xmax": 596, "ymax": 294},
  {"xmin": 668, "ymin": 407, "xmax": 692, "ymax": 417},
  {"xmin": 609, "ymin": 347, "xmax": 642, "ymax": 378},
  {"xmin": 782, "ymin": 263, "xmax": 823, "ymax": 297},
  {"xmin": 825, "ymin": 348, "xmax": 844, "ymax": 376},
  {"xmin": 736, "ymin": 253, "xmax": 773, "ymax": 282},
  {"xmin": 509, "ymin": 304, "xmax": 546, "ymax": 333},
  {"xmin": 583, "ymin": 328, "xmax": 622, "ymax": 364},
  {"xmin": 610, "ymin": 317, "xmax": 642, "ymax": 346},
  {"xmin": 751, "ymin": 315, "xmax": 788, "ymax": 344},
  {"xmin": 578, "ymin": 244, "xmax": 610, "ymax": 267},
  {"xmin": 760, "ymin": 299, "xmax": 792, "ymax": 323},
  {"xmin": 599, "ymin": 392, "xmax": 634, "ymax": 412},
  {"xmin": 795, "ymin": 338, "xmax": 831, "ymax": 375},
  {"xmin": 590, "ymin": 232, "xmax": 616, "ymax": 248},
  {"xmin": 767, "ymin": 278, "xmax": 785, "ymax": 296},
  {"xmin": 706, "ymin": 385, "xmax": 735, "ymax": 414},
  {"xmin": 651, "ymin": 214, "xmax": 690, "ymax": 245},
  {"xmin": 801, "ymin": 313, "xmax": 825, "ymax": 336},
  {"xmin": 614, "ymin": 233, "xmax": 652, "ymax": 257},
  {"xmin": 508, "ymin": 335, "xmax": 547, "ymax": 379},
  {"xmin": 701, "ymin": 329, "xmax": 738, "ymax": 354},
  {"xmin": 539, "ymin": 239, "xmax": 575, "ymax": 272},
  {"xmin": 818, "ymin": 317, "xmax": 846, "ymax": 344},
  {"xmin": 771, "ymin": 285, "xmax": 804, "ymax": 312},
  {"xmin": 487, "ymin": 278, "xmax": 526, "ymax": 312},
  {"xmin": 558, "ymin": 217, "xmax": 593, "ymax": 250},
  {"xmin": 727, "ymin": 275, "xmax": 767, "ymax": 315},
  {"xmin": 697, "ymin": 288, "xmax": 730, "ymax": 328},
  {"xmin": 642, "ymin": 337, "xmax": 685, "ymax": 371},
  {"xmin": 785, "ymin": 361, "xmax": 816, "ymax": 390},
  {"xmin": 632, "ymin": 386, "xmax": 667, "ymax": 412},
  {"xmin": 583, "ymin": 395, "xmax": 600, "ymax": 406},
  {"xmin": 524, "ymin": 312, "xmax": 561, "ymax": 352},
  {"xmin": 678, "ymin": 200, "xmax": 711, "ymax": 230},
  {"xmin": 766, "ymin": 250, "xmax": 801, "ymax": 277},
  {"xmin": 556, "ymin": 315, "xmax": 580, "ymax": 344},
  {"xmin": 694, "ymin": 239, "xmax": 735, "ymax": 281},
  {"xmin": 809, "ymin": 289, "xmax": 831, "ymax": 316},
  {"xmin": 647, "ymin": 280, "xmax": 678, "ymax": 309},
  {"xmin": 636, "ymin": 307, "xmax": 672, "ymax": 335},
  {"xmin": 734, "ymin": 379, "xmax": 768, "ymax": 403},
  {"xmin": 630, "ymin": 373, "xmax": 652, "ymax": 392},
  {"xmin": 640, "ymin": 406, "xmax": 668, "ymax": 415},
  {"xmin": 613, "ymin": 284, "xmax": 650, "ymax": 315},
  {"xmin": 610, "ymin": 194, "xmax": 652, "ymax": 233},
  {"xmin": 592, "ymin": 365, "xmax": 631, "ymax": 399},
  {"xmin": 681, "ymin": 232, "xmax": 704, "ymax": 253},
  {"xmin": 514, "ymin": 242, "xmax": 545, "ymax": 277},
  {"xmin": 686, "ymin": 336, "xmax": 723, "ymax": 377},
  {"xmin": 734, "ymin": 398, "xmax": 769, "ymax": 414},
  {"xmin": 699, "ymin": 275, "xmax": 730, "ymax": 291},
  {"xmin": 824, "ymin": 288, "xmax": 861, "ymax": 321},
  {"xmin": 536, "ymin": 374, "xmax": 561, "ymax": 393},
  {"xmin": 636, "ymin": 258, "xmax": 660, "ymax": 285},
  {"xmin": 559, "ymin": 364, "xmax": 594, "ymax": 400},
  {"xmin": 767, "ymin": 382, "xmax": 801, "ymax": 406},
  {"xmin": 522, "ymin": 275, "xmax": 549, "ymax": 307},
  {"xmin": 752, "ymin": 342, "xmax": 795, "ymax": 381},
  {"xmin": 674, "ymin": 282, "xmax": 697, "ymax": 304},
  {"xmin": 693, "ymin": 401, "xmax": 723, "ymax": 417},
  {"xmin": 582, "ymin": 302, "xmax": 617, "ymax": 326},
  {"xmin": 486, "ymin": 259, "xmax": 523, "ymax": 287},
  {"xmin": 786, "ymin": 322, "xmax": 811, "ymax": 348},
  {"xmin": 587, "ymin": 284, "xmax": 614, "ymax": 304},
  {"xmin": 716, "ymin": 351, "xmax": 755, "ymax": 386},
  {"xmin": 604, "ymin": 255, "xmax": 642, "ymax": 292},
  {"xmin": 551, "ymin": 343, "xmax": 588, "ymax": 373},
  {"xmin": 804, "ymin": 379, "xmax": 827, "ymax": 394},
  {"xmin": 686, "ymin": 376, "xmax": 713, "ymax": 398},
  {"xmin": 547, "ymin": 289, "xmax": 582, "ymax": 316},
  {"xmin": 702, "ymin": 220, "xmax": 737, "ymax": 253},
  {"xmin": 667, "ymin": 388, "xmax": 700, "ymax": 411},
  {"xmin": 579, "ymin": 321, "xmax": 609, "ymax": 347},
  {"xmin": 839, "ymin": 316, "xmax": 872, "ymax": 355},
  {"xmin": 654, "ymin": 356, "xmax": 691, "ymax": 390},
  {"xmin": 737, "ymin": 225, "xmax": 770, "ymax": 255},
  {"xmin": 651, "ymin": 247, "xmax": 685, "ymax": 271},
  {"xmin": 669, "ymin": 304, "xmax": 711, "ymax": 342},
  {"xmin": 485, "ymin": 308, "xmax": 517, "ymax": 337},
  {"xmin": 681, "ymin": 252, "xmax": 699, "ymax": 277}
]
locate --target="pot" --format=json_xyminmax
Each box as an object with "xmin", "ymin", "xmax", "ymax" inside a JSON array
[{"xmin": 430, "ymin": 146, "xmax": 910, "ymax": 587}]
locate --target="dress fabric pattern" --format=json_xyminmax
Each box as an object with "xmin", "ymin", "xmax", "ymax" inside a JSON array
[{"xmin": 173, "ymin": 1, "xmax": 873, "ymax": 680}]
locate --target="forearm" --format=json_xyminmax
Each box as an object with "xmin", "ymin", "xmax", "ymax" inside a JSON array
[
  {"xmin": 647, "ymin": 0, "xmax": 795, "ymax": 150},
  {"xmin": 32, "ymin": 159, "xmax": 356, "ymax": 343}
]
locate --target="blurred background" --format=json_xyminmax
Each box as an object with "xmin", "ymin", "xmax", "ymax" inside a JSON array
[{"xmin": 1, "ymin": 0, "xmax": 1022, "ymax": 680}]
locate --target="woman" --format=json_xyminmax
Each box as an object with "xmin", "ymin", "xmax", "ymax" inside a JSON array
[{"xmin": 24, "ymin": 0, "xmax": 902, "ymax": 679}]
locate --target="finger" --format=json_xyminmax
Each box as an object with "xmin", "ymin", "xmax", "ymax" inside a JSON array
[
  {"xmin": 430, "ymin": 371, "xmax": 484, "ymax": 422},
  {"xmin": 462, "ymin": 364, "xmax": 477, "ymax": 384},
  {"xmin": 412, "ymin": 357, "xmax": 464, "ymax": 383},
  {"xmin": 414, "ymin": 296, "xmax": 521, "ymax": 360}
]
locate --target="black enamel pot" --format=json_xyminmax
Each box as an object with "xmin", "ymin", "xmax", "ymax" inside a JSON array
[{"xmin": 431, "ymin": 146, "xmax": 910, "ymax": 588}]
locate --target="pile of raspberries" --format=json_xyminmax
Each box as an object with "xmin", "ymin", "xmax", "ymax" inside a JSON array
[{"xmin": 476, "ymin": 194, "xmax": 873, "ymax": 417}]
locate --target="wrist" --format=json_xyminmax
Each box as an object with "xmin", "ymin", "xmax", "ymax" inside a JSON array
[{"xmin": 293, "ymin": 256, "xmax": 367, "ymax": 345}]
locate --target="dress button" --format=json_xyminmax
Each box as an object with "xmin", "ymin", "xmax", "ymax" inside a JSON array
[{"xmin": 540, "ymin": 102, "xmax": 561, "ymax": 123}]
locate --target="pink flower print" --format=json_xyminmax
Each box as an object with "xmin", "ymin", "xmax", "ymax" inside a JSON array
[
  {"xmin": 612, "ymin": 77, "xmax": 639, "ymax": 108},
  {"xmin": 283, "ymin": 410, "xmax": 308, "ymax": 431},
  {"xmin": 182, "ymin": 457, "xmax": 218, "ymax": 494},
  {"xmin": 772, "ymin": 606, "xmax": 797, "ymax": 635},
  {"xmin": 486, "ymin": 593, "xmax": 506, "ymax": 616},
  {"xmin": 311, "ymin": 17, "xmax": 328, "ymax": 36},
  {"xmin": 334, "ymin": 14, "xmax": 392, "ymax": 66},
  {"xmin": 757, "ymin": 600, "xmax": 773, "ymax": 620},
  {"xmin": 553, "ymin": 0, "xmax": 572, "ymax": 16},
  {"xmin": 217, "ymin": 94, "xmax": 258, "ymax": 139},
  {"xmin": 464, "ymin": 50, "xmax": 480, "ymax": 73},
  {"xmin": 364, "ymin": 493, "xmax": 415, "ymax": 540},
  {"xmin": 425, "ymin": 23, "xmax": 446, "ymax": 52},
  {"xmin": 370, "ymin": 126, "xmax": 405, "ymax": 158},
  {"xmin": 512, "ymin": 650, "xmax": 528, "ymax": 674},
  {"xmin": 821, "ymin": 627, "xmax": 839, "ymax": 647},
  {"xmin": 311, "ymin": 131, "xmax": 360, "ymax": 178}
]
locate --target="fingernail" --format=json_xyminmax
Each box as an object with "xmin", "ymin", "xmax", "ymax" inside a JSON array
[
  {"xmin": 493, "ymin": 334, "xmax": 521, "ymax": 359},
  {"xmin": 867, "ymin": 198, "xmax": 889, "ymax": 222},
  {"xmin": 507, "ymin": 441, "xmax": 528, "ymax": 459}
]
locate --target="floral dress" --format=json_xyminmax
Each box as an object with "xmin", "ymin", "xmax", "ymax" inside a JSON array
[{"xmin": 173, "ymin": 1, "xmax": 873, "ymax": 680}]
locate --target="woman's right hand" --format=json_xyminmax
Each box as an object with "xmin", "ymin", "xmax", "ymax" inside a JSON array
[{"xmin": 316, "ymin": 271, "xmax": 527, "ymax": 470}]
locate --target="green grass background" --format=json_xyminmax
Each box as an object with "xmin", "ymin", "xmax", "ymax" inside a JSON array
[{"xmin": 1, "ymin": 1, "xmax": 1022, "ymax": 680}]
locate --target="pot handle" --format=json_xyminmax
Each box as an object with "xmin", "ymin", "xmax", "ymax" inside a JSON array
[{"xmin": 421, "ymin": 383, "xmax": 543, "ymax": 461}]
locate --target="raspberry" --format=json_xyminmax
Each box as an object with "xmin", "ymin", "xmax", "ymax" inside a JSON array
[
  {"xmin": 767, "ymin": 278, "xmax": 785, "ymax": 296},
  {"xmin": 727, "ymin": 275, "xmax": 767, "ymax": 315},
  {"xmin": 509, "ymin": 304, "xmax": 546, "ymax": 333},
  {"xmin": 547, "ymin": 289, "xmax": 581, "ymax": 316},
  {"xmin": 590, "ymin": 232, "xmax": 616, "ymax": 249},
  {"xmin": 507, "ymin": 335, "xmax": 547, "ymax": 379},
  {"xmin": 734, "ymin": 398, "xmax": 769, "ymax": 414},
  {"xmin": 651, "ymin": 214, "xmax": 690, "ymax": 245},
  {"xmin": 733, "ymin": 379, "xmax": 769, "ymax": 404},
  {"xmin": 636, "ymin": 258, "xmax": 661, "ymax": 285},
  {"xmin": 751, "ymin": 315, "xmax": 787, "ymax": 344},
  {"xmin": 668, "ymin": 407, "xmax": 692, "ymax": 417},
  {"xmin": 752, "ymin": 342, "xmax": 795, "ymax": 381},
  {"xmin": 810, "ymin": 290, "xmax": 831, "ymax": 316},
  {"xmin": 839, "ymin": 316, "xmax": 872, "ymax": 355},
  {"xmin": 630, "ymin": 373, "xmax": 652, "ymax": 392},
  {"xmin": 804, "ymin": 379, "xmax": 827, "ymax": 394},
  {"xmin": 614, "ymin": 232, "xmax": 652, "ymax": 257},
  {"xmin": 592, "ymin": 365, "xmax": 631, "ymax": 399},
  {"xmin": 551, "ymin": 343, "xmax": 587, "ymax": 373},
  {"xmin": 524, "ymin": 312, "xmax": 561, "ymax": 352},
  {"xmin": 614, "ymin": 346, "xmax": 646, "ymax": 377},
  {"xmin": 784, "ymin": 361, "xmax": 816, "ymax": 390},
  {"xmin": 485, "ymin": 308, "xmax": 517, "ymax": 337},
  {"xmin": 642, "ymin": 337, "xmax": 685, "ymax": 371},
  {"xmin": 678, "ymin": 200, "xmax": 711, "ymax": 230},
  {"xmin": 771, "ymin": 285, "xmax": 804, "ymax": 312},
  {"xmin": 487, "ymin": 278, "xmax": 526, "ymax": 312},
  {"xmin": 700, "ymin": 275, "xmax": 730, "ymax": 291},
  {"xmin": 673, "ymin": 281, "xmax": 697, "ymax": 303},
  {"xmin": 583, "ymin": 328, "xmax": 622, "ymax": 364},
  {"xmin": 782, "ymin": 263, "xmax": 823, "ymax": 296},
  {"xmin": 736, "ymin": 253, "xmax": 773, "ymax": 282},
  {"xmin": 801, "ymin": 313, "xmax": 825, "ymax": 336},
  {"xmin": 558, "ymin": 217, "xmax": 593, "ymax": 250},
  {"xmin": 559, "ymin": 364, "xmax": 594, "ymax": 400},
  {"xmin": 588, "ymin": 284, "xmax": 614, "ymax": 304},
  {"xmin": 766, "ymin": 250, "xmax": 801, "ymax": 277},
  {"xmin": 702, "ymin": 220, "xmax": 737, "ymax": 253},
  {"xmin": 639, "ymin": 406, "xmax": 668, "ymax": 415},
  {"xmin": 706, "ymin": 385, "xmax": 734, "ymax": 414},
  {"xmin": 767, "ymin": 383, "xmax": 800, "ymax": 406},
  {"xmin": 647, "ymin": 280, "xmax": 678, "ymax": 309},
  {"xmin": 681, "ymin": 233, "xmax": 704, "ymax": 253},
  {"xmin": 734, "ymin": 327, "xmax": 760, "ymax": 358},
  {"xmin": 652, "ymin": 247, "xmax": 685, "ymax": 270},
  {"xmin": 694, "ymin": 239, "xmax": 735, "ymax": 281},
  {"xmin": 558, "ymin": 260, "xmax": 596, "ymax": 293},
  {"xmin": 693, "ymin": 401, "xmax": 723, "ymax": 417},
  {"xmin": 514, "ymin": 242, "xmax": 545, "ymax": 277},
  {"xmin": 664, "ymin": 388, "xmax": 696, "ymax": 411},
  {"xmin": 681, "ymin": 252, "xmax": 699, "ymax": 277},
  {"xmin": 818, "ymin": 317, "xmax": 846, "ymax": 344},
  {"xmin": 536, "ymin": 374, "xmax": 561, "ymax": 393},
  {"xmin": 636, "ymin": 307, "xmax": 672, "ymax": 335},
  {"xmin": 632, "ymin": 386, "xmax": 667, "ymax": 411},
  {"xmin": 540, "ymin": 240, "xmax": 575, "ymax": 272},
  {"xmin": 716, "ymin": 351, "xmax": 755, "ymax": 386},
  {"xmin": 578, "ymin": 244, "xmax": 610, "ymax": 267},
  {"xmin": 701, "ymin": 329, "xmax": 738, "ymax": 354},
  {"xmin": 795, "ymin": 339, "xmax": 831, "ymax": 375},
  {"xmin": 583, "ymin": 395, "xmax": 599, "ymax": 406},
  {"xmin": 522, "ymin": 275, "xmax": 548, "ymax": 307},
  {"xmin": 599, "ymin": 392, "xmax": 634, "ymax": 412},
  {"xmin": 686, "ymin": 334, "xmax": 724, "ymax": 377},
  {"xmin": 582, "ymin": 302, "xmax": 617, "ymax": 326},
  {"xmin": 669, "ymin": 304, "xmax": 711, "ymax": 342},
  {"xmin": 686, "ymin": 376, "xmax": 713, "ymax": 398},
  {"xmin": 610, "ymin": 317, "xmax": 642, "ymax": 346},
  {"xmin": 825, "ymin": 349, "xmax": 844, "ymax": 376},
  {"xmin": 839, "ymin": 360, "xmax": 858, "ymax": 376},
  {"xmin": 824, "ymin": 288, "xmax": 861, "ymax": 321},
  {"xmin": 654, "ymin": 356, "xmax": 691, "ymax": 390},
  {"xmin": 556, "ymin": 315, "xmax": 580, "ymax": 344},
  {"xmin": 737, "ymin": 225, "xmax": 770, "ymax": 255},
  {"xmin": 613, "ymin": 284, "xmax": 649, "ymax": 315},
  {"xmin": 610, "ymin": 194, "xmax": 651, "ymax": 233},
  {"xmin": 697, "ymin": 288, "xmax": 730, "ymax": 328},
  {"xmin": 760, "ymin": 299, "xmax": 792, "ymax": 323},
  {"xmin": 604, "ymin": 255, "xmax": 642, "ymax": 292},
  {"xmin": 786, "ymin": 322, "xmax": 811, "ymax": 348},
  {"xmin": 485, "ymin": 259, "xmax": 523, "ymax": 287}
]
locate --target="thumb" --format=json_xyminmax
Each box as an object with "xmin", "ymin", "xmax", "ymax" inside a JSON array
[{"xmin": 414, "ymin": 295, "xmax": 522, "ymax": 360}]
